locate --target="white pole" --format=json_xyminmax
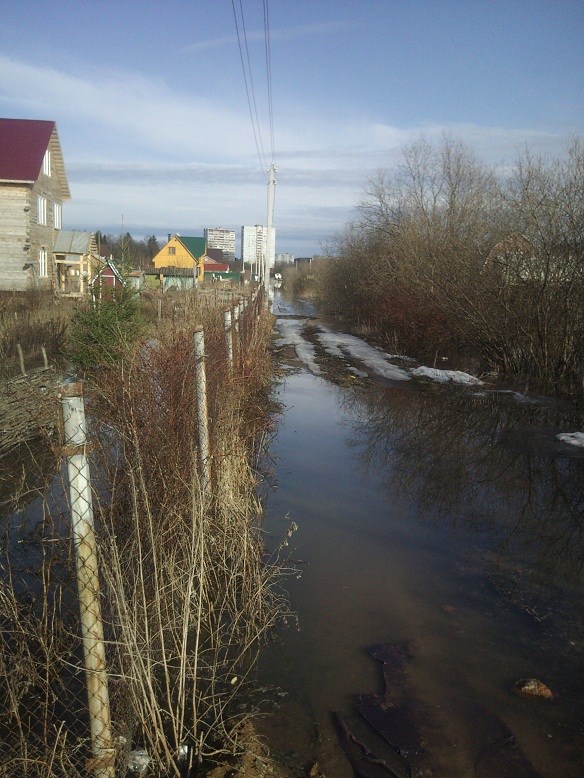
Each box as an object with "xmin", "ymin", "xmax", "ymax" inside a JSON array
[
  {"xmin": 263, "ymin": 163, "xmax": 276, "ymax": 303},
  {"xmin": 194, "ymin": 327, "xmax": 212, "ymax": 502},
  {"xmin": 59, "ymin": 382, "xmax": 114, "ymax": 778},
  {"xmin": 224, "ymin": 308, "xmax": 233, "ymax": 375}
]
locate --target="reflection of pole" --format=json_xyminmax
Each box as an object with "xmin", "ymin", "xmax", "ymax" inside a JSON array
[
  {"xmin": 59, "ymin": 382, "xmax": 114, "ymax": 778},
  {"xmin": 263, "ymin": 163, "xmax": 276, "ymax": 303}
]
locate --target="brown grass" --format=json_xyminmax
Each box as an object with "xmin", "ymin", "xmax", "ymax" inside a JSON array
[{"xmin": 0, "ymin": 289, "xmax": 293, "ymax": 776}]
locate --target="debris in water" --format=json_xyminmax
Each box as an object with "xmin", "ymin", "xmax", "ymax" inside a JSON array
[{"xmin": 512, "ymin": 678, "xmax": 554, "ymax": 700}]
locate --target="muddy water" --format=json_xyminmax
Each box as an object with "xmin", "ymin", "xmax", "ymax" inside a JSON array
[{"xmin": 257, "ymin": 294, "xmax": 584, "ymax": 777}]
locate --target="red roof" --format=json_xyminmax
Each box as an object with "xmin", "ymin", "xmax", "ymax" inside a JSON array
[
  {"xmin": 204, "ymin": 257, "xmax": 229, "ymax": 272},
  {"xmin": 0, "ymin": 118, "xmax": 55, "ymax": 181}
]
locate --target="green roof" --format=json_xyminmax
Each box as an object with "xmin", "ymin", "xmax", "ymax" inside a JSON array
[{"xmin": 177, "ymin": 236, "xmax": 206, "ymax": 259}]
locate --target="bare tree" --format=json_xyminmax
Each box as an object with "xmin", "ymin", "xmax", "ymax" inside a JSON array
[{"xmin": 316, "ymin": 135, "xmax": 584, "ymax": 388}]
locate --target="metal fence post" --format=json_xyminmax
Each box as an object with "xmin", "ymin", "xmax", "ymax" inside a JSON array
[
  {"xmin": 59, "ymin": 382, "xmax": 115, "ymax": 778},
  {"xmin": 194, "ymin": 326, "xmax": 212, "ymax": 501}
]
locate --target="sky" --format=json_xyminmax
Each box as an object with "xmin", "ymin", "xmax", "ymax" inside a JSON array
[{"xmin": 1, "ymin": 0, "xmax": 583, "ymax": 258}]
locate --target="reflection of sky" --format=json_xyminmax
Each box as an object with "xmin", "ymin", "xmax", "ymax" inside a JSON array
[
  {"xmin": 262, "ymin": 350, "xmax": 584, "ymax": 777},
  {"xmin": 343, "ymin": 379, "xmax": 584, "ymax": 587},
  {"xmin": 272, "ymin": 300, "xmax": 584, "ymax": 587}
]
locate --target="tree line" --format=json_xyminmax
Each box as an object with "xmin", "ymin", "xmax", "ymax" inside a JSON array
[
  {"xmin": 96, "ymin": 231, "xmax": 161, "ymax": 269},
  {"xmin": 313, "ymin": 136, "xmax": 584, "ymax": 390}
]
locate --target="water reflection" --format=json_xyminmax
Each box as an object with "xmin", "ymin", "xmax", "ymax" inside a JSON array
[
  {"xmin": 341, "ymin": 383, "xmax": 584, "ymax": 588},
  {"xmin": 260, "ymin": 299, "xmax": 584, "ymax": 777}
]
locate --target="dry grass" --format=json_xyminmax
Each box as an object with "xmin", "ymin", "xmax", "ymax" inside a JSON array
[
  {"xmin": 0, "ymin": 289, "xmax": 293, "ymax": 776},
  {"xmin": 0, "ymin": 291, "xmax": 72, "ymax": 378}
]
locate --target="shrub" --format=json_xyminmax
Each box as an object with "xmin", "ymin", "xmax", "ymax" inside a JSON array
[{"xmin": 68, "ymin": 285, "xmax": 145, "ymax": 369}]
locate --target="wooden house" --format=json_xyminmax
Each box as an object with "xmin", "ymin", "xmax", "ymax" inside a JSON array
[
  {"xmin": 484, "ymin": 233, "xmax": 537, "ymax": 283},
  {"xmin": 91, "ymin": 257, "xmax": 125, "ymax": 297},
  {"xmin": 152, "ymin": 235, "xmax": 207, "ymax": 282},
  {"xmin": 53, "ymin": 230, "xmax": 100, "ymax": 297},
  {"xmin": 0, "ymin": 118, "xmax": 71, "ymax": 291}
]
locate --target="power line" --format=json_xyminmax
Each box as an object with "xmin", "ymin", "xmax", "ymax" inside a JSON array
[
  {"xmin": 231, "ymin": 0, "xmax": 267, "ymax": 171},
  {"xmin": 263, "ymin": 0, "xmax": 275, "ymax": 162}
]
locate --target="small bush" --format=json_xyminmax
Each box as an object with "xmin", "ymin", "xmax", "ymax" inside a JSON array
[{"xmin": 68, "ymin": 286, "xmax": 145, "ymax": 369}]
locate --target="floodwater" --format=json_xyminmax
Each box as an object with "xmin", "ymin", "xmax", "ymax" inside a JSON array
[{"xmin": 257, "ymin": 292, "xmax": 584, "ymax": 777}]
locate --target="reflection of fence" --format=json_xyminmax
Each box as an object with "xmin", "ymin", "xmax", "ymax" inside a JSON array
[{"xmin": 0, "ymin": 285, "xmax": 268, "ymax": 776}]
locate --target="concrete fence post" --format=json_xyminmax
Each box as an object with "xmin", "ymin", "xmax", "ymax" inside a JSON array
[
  {"xmin": 223, "ymin": 307, "xmax": 233, "ymax": 375},
  {"xmin": 59, "ymin": 382, "xmax": 114, "ymax": 778},
  {"xmin": 194, "ymin": 326, "xmax": 212, "ymax": 501},
  {"xmin": 238, "ymin": 298, "xmax": 245, "ymax": 352},
  {"xmin": 232, "ymin": 301, "xmax": 240, "ymax": 368}
]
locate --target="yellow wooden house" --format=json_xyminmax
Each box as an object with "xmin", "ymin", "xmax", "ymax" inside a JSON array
[{"xmin": 152, "ymin": 235, "xmax": 206, "ymax": 283}]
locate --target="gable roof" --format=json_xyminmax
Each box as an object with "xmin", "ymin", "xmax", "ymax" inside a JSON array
[
  {"xmin": 0, "ymin": 118, "xmax": 71, "ymax": 199},
  {"xmin": 206, "ymin": 247, "xmax": 225, "ymax": 262},
  {"xmin": 0, "ymin": 118, "xmax": 54, "ymax": 181},
  {"xmin": 203, "ymin": 256, "xmax": 229, "ymax": 272},
  {"xmin": 489, "ymin": 232, "xmax": 534, "ymax": 257},
  {"xmin": 177, "ymin": 236, "xmax": 206, "ymax": 259},
  {"xmin": 93, "ymin": 257, "xmax": 124, "ymax": 284}
]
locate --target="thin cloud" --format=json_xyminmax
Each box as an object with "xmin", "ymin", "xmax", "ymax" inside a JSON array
[
  {"xmin": 182, "ymin": 20, "xmax": 358, "ymax": 53},
  {"xmin": 0, "ymin": 55, "xmax": 260, "ymax": 161}
]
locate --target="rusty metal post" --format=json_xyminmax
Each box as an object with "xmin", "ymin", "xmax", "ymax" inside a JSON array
[
  {"xmin": 194, "ymin": 327, "xmax": 212, "ymax": 501},
  {"xmin": 59, "ymin": 382, "xmax": 114, "ymax": 778}
]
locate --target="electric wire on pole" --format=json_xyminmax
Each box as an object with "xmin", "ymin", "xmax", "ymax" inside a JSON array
[{"xmin": 231, "ymin": 1, "xmax": 277, "ymax": 296}]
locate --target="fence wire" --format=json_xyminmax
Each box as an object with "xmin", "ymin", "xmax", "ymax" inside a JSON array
[{"xmin": 0, "ymin": 285, "xmax": 269, "ymax": 778}]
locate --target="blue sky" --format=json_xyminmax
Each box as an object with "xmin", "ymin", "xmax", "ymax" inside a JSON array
[{"xmin": 1, "ymin": 0, "xmax": 582, "ymax": 257}]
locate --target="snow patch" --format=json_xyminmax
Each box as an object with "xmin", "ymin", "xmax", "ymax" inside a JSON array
[
  {"xmin": 275, "ymin": 319, "xmax": 322, "ymax": 375},
  {"xmin": 557, "ymin": 432, "xmax": 584, "ymax": 448},
  {"xmin": 412, "ymin": 366, "xmax": 483, "ymax": 385},
  {"xmin": 316, "ymin": 328, "xmax": 411, "ymax": 382}
]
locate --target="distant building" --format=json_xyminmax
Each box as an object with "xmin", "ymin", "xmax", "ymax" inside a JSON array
[
  {"xmin": 241, "ymin": 225, "xmax": 263, "ymax": 274},
  {"xmin": 0, "ymin": 118, "xmax": 71, "ymax": 290},
  {"xmin": 241, "ymin": 224, "xmax": 276, "ymax": 275},
  {"xmin": 265, "ymin": 226, "xmax": 276, "ymax": 272},
  {"xmin": 204, "ymin": 227, "xmax": 235, "ymax": 262},
  {"xmin": 275, "ymin": 252, "xmax": 294, "ymax": 264}
]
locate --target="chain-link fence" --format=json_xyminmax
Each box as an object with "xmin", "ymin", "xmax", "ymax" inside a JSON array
[{"xmin": 0, "ymin": 285, "xmax": 282, "ymax": 778}]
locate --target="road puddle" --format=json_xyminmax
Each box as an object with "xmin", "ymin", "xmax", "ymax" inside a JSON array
[{"xmin": 257, "ymin": 293, "xmax": 584, "ymax": 777}]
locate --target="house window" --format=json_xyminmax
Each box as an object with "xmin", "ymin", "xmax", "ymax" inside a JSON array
[
  {"xmin": 39, "ymin": 248, "xmax": 47, "ymax": 277},
  {"xmin": 168, "ymin": 246, "xmax": 176, "ymax": 255},
  {"xmin": 53, "ymin": 202, "xmax": 62, "ymax": 229},
  {"xmin": 43, "ymin": 150, "xmax": 51, "ymax": 176},
  {"xmin": 37, "ymin": 196, "xmax": 47, "ymax": 225}
]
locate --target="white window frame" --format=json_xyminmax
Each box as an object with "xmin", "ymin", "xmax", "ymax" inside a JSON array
[
  {"xmin": 43, "ymin": 149, "xmax": 51, "ymax": 176},
  {"xmin": 39, "ymin": 248, "xmax": 48, "ymax": 277},
  {"xmin": 37, "ymin": 196, "xmax": 47, "ymax": 225},
  {"xmin": 53, "ymin": 202, "xmax": 62, "ymax": 229}
]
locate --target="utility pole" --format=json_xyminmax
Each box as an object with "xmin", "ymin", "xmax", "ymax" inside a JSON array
[{"xmin": 263, "ymin": 163, "xmax": 276, "ymax": 302}]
